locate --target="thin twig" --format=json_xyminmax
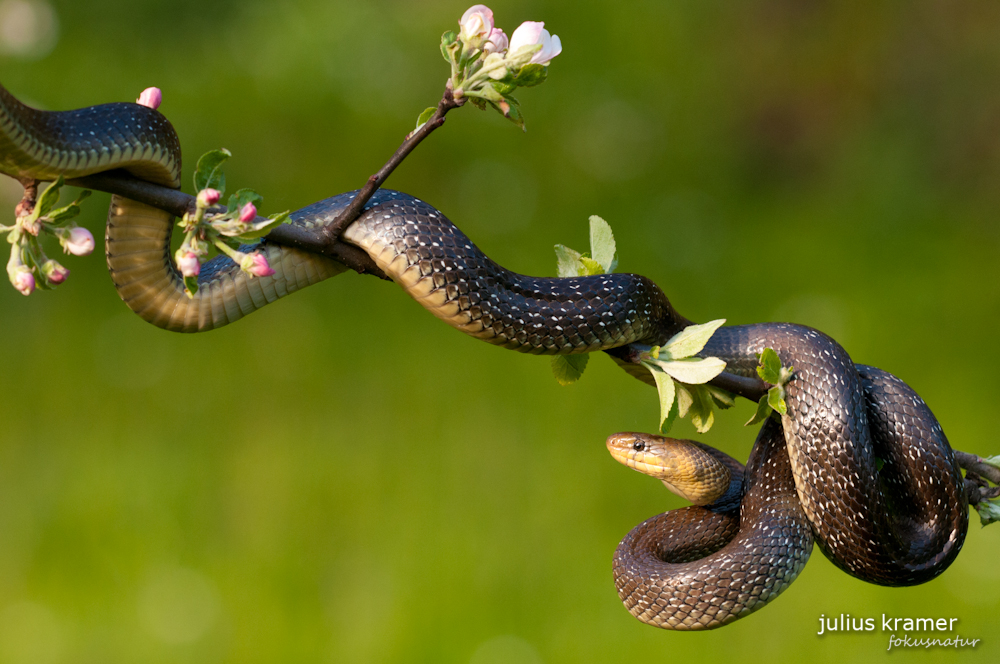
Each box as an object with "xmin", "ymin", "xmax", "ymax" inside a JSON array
[
  {"xmin": 14, "ymin": 177, "xmax": 39, "ymax": 218},
  {"xmin": 955, "ymin": 450, "xmax": 1000, "ymax": 489},
  {"xmin": 320, "ymin": 84, "xmax": 464, "ymax": 247}
]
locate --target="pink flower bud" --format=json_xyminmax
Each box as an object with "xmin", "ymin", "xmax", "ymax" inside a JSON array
[
  {"xmin": 509, "ymin": 21, "xmax": 562, "ymax": 66},
  {"xmin": 62, "ymin": 226, "xmax": 95, "ymax": 256},
  {"xmin": 197, "ymin": 188, "xmax": 221, "ymax": 207},
  {"xmin": 10, "ymin": 267, "xmax": 34, "ymax": 296},
  {"xmin": 176, "ymin": 251, "xmax": 201, "ymax": 278},
  {"xmin": 136, "ymin": 87, "xmax": 162, "ymax": 110},
  {"xmin": 239, "ymin": 202, "xmax": 257, "ymax": 223},
  {"xmin": 42, "ymin": 259, "xmax": 70, "ymax": 285},
  {"xmin": 460, "ymin": 5, "xmax": 494, "ymax": 43},
  {"xmin": 240, "ymin": 252, "xmax": 275, "ymax": 278},
  {"xmin": 483, "ymin": 27, "xmax": 508, "ymax": 54}
]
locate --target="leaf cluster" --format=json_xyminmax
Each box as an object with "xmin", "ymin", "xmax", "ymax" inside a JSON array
[
  {"xmin": 639, "ymin": 320, "xmax": 731, "ymax": 434},
  {"xmin": 745, "ymin": 347, "xmax": 794, "ymax": 426},
  {"xmin": 549, "ymin": 215, "xmax": 617, "ymax": 385}
]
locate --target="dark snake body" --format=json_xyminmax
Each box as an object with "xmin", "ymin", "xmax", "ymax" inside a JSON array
[{"xmin": 0, "ymin": 83, "xmax": 969, "ymax": 629}]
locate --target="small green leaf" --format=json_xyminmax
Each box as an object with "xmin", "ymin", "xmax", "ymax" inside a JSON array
[
  {"xmin": 646, "ymin": 364, "xmax": 677, "ymax": 434},
  {"xmin": 656, "ymin": 356, "xmax": 727, "ymax": 385},
  {"xmin": 513, "ymin": 63, "xmax": 548, "ymax": 87},
  {"xmin": 676, "ymin": 383, "xmax": 694, "ymax": 418},
  {"xmin": 975, "ymin": 499, "xmax": 1000, "ymax": 527},
  {"xmin": 688, "ymin": 385, "xmax": 716, "ymax": 434},
  {"xmin": 468, "ymin": 97, "xmax": 488, "ymax": 111},
  {"xmin": 492, "ymin": 96, "xmax": 525, "ymax": 131},
  {"xmin": 706, "ymin": 385, "xmax": 735, "ymax": 409},
  {"xmin": 491, "ymin": 79, "xmax": 516, "ymax": 96},
  {"xmin": 767, "ymin": 385, "xmax": 787, "ymax": 416},
  {"xmin": 661, "ymin": 319, "xmax": 726, "ymax": 360},
  {"xmin": 193, "ymin": 148, "xmax": 232, "ymax": 194},
  {"xmin": 31, "ymin": 176, "xmax": 65, "ymax": 221},
  {"xmin": 578, "ymin": 256, "xmax": 605, "ymax": 276},
  {"xmin": 440, "ymin": 30, "xmax": 458, "ymax": 62},
  {"xmin": 415, "ymin": 107, "xmax": 436, "ymax": 130},
  {"xmin": 554, "ymin": 244, "xmax": 584, "ymax": 278},
  {"xmin": 757, "ymin": 347, "xmax": 783, "ymax": 384},
  {"xmin": 746, "ymin": 395, "xmax": 771, "ymax": 426},
  {"xmin": 551, "ymin": 353, "xmax": 589, "ymax": 385},
  {"xmin": 588, "ymin": 215, "xmax": 617, "ymax": 273},
  {"xmin": 183, "ymin": 275, "xmax": 199, "ymax": 298}
]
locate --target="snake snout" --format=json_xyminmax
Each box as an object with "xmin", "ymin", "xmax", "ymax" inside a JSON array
[{"xmin": 607, "ymin": 432, "xmax": 731, "ymax": 506}]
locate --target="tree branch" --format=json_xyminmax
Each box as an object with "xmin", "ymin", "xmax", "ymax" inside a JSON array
[
  {"xmin": 66, "ymin": 171, "xmax": 389, "ymax": 280},
  {"xmin": 320, "ymin": 84, "xmax": 464, "ymax": 247}
]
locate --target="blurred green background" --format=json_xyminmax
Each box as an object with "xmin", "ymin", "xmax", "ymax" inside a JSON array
[{"xmin": 2, "ymin": 0, "xmax": 999, "ymax": 662}]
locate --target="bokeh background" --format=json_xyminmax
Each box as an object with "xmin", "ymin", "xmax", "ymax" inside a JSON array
[{"xmin": 2, "ymin": 0, "xmax": 999, "ymax": 662}]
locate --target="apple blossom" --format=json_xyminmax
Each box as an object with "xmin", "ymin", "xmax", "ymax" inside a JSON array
[
  {"xmin": 239, "ymin": 202, "xmax": 257, "ymax": 223},
  {"xmin": 483, "ymin": 27, "xmax": 508, "ymax": 54},
  {"xmin": 459, "ymin": 5, "xmax": 494, "ymax": 44},
  {"xmin": 41, "ymin": 259, "xmax": 69, "ymax": 285},
  {"xmin": 9, "ymin": 266, "xmax": 34, "ymax": 296},
  {"xmin": 197, "ymin": 188, "xmax": 221, "ymax": 207},
  {"xmin": 176, "ymin": 250, "xmax": 201, "ymax": 278},
  {"xmin": 509, "ymin": 21, "xmax": 562, "ymax": 66},
  {"xmin": 240, "ymin": 252, "xmax": 275, "ymax": 278},
  {"xmin": 62, "ymin": 226, "xmax": 95, "ymax": 256},
  {"xmin": 136, "ymin": 87, "xmax": 162, "ymax": 110}
]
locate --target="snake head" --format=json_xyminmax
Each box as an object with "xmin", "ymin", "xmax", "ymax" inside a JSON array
[{"xmin": 606, "ymin": 432, "xmax": 731, "ymax": 505}]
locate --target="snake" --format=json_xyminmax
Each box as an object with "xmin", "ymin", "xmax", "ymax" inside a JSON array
[{"xmin": 0, "ymin": 82, "xmax": 969, "ymax": 629}]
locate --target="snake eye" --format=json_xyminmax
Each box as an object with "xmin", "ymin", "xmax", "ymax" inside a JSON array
[{"xmin": 632, "ymin": 441, "xmax": 645, "ymax": 452}]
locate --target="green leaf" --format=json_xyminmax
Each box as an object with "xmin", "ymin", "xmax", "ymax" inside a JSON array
[
  {"xmin": 468, "ymin": 97, "xmax": 488, "ymax": 111},
  {"xmin": 193, "ymin": 148, "xmax": 232, "ymax": 194},
  {"xmin": 183, "ymin": 275, "xmax": 199, "ymax": 298},
  {"xmin": 492, "ymin": 96, "xmax": 525, "ymax": 131},
  {"xmin": 491, "ymin": 79, "xmax": 516, "ymax": 96},
  {"xmin": 676, "ymin": 383, "xmax": 694, "ymax": 418},
  {"xmin": 578, "ymin": 256, "xmax": 605, "ymax": 276},
  {"xmin": 975, "ymin": 499, "xmax": 1000, "ymax": 527},
  {"xmin": 235, "ymin": 211, "xmax": 291, "ymax": 241},
  {"xmin": 767, "ymin": 385, "xmax": 787, "ymax": 416},
  {"xmin": 688, "ymin": 385, "xmax": 716, "ymax": 434},
  {"xmin": 706, "ymin": 385, "xmax": 735, "ymax": 409},
  {"xmin": 588, "ymin": 215, "xmax": 617, "ymax": 273},
  {"xmin": 661, "ymin": 319, "xmax": 726, "ymax": 360},
  {"xmin": 656, "ymin": 356, "xmax": 727, "ymax": 385},
  {"xmin": 440, "ymin": 31, "xmax": 458, "ymax": 62},
  {"xmin": 415, "ymin": 107, "xmax": 436, "ymax": 130},
  {"xmin": 746, "ymin": 395, "xmax": 772, "ymax": 426},
  {"xmin": 757, "ymin": 347, "xmax": 783, "ymax": 384},
  {"xmin": 30, "ymin": 176, "xmax": 65, "ymax": 221},
  {"xmin": 554, "ymin": 244, "xmax": 584, "ymax": 278},
  {"xmin": 513, "ymin": 63, "xmax": 548, "ymax": 87},
  {"xmin": 551, "ymin": 354, "xmax": 589, "ymax": 385},
  {"xmin": 646, "ymin": 364, "xmax": 677, "ymax": 434}
]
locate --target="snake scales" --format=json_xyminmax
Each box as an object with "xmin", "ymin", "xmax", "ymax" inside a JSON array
[{"xmin": 0, "ymin": 83, "xmax": 969, "ymax": 630}]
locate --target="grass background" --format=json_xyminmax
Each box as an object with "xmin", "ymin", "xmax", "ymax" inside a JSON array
[{"xmin": 1, "ymin": 0, "xmax": 999, "ymax": 661}]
